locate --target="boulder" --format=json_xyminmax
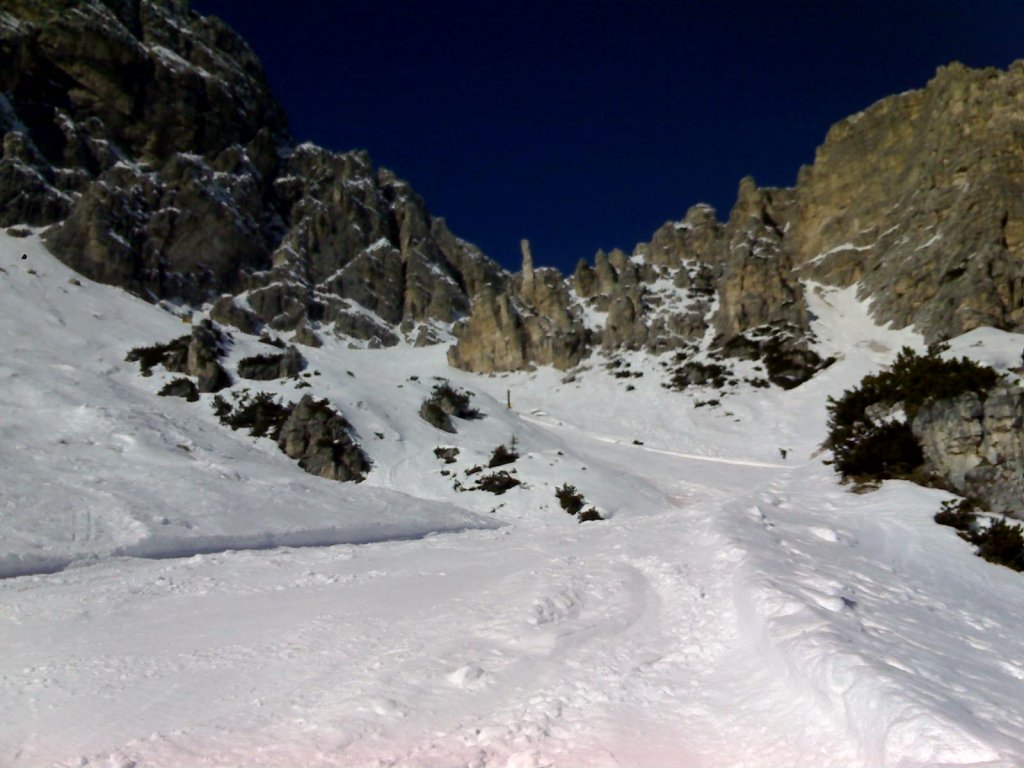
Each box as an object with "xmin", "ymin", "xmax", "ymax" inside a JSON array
[
  {"xmin": 912, "ymin": 386, "xmax": 1024, "ymax": 516},
  {"xmin": 277, "ymin": 395, "xmax": 369, "ymax": 482}
]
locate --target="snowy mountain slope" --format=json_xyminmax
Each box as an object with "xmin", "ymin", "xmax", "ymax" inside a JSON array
[
  {"xmin": 0, "ymin": 232, "xmax": 500, "ymax": 578},
  {"xmin": 3, "ymin": 234, "xmax": 1024, "ymax": 767}
]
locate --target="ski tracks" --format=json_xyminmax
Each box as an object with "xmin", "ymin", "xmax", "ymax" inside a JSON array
[{"xmin": 722, "ymin": 468, "xmax": 1022, "ymax": 767}]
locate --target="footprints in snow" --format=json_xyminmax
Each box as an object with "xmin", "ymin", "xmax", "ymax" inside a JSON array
[{"xmin": 747, "ymin": 502, "xmax": 861, "ymax": 619}]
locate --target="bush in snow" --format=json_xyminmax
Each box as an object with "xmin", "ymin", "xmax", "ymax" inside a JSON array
[
  {"xmin": 474, "ymin": 471, "xmax": 520, "ymax": 495},
  {"xmin": 934, "ymin": 498, "xmax": 977, "ymax": 532},
  {"xmin": 434, "ymin": 446, "xmax": 459, "ymax": 464},
  {"xmin": 126, "ymin": 336, "xmax": 189, "ymax": 376},
  {"xmin": 488, "ymin": 440, "xmax": 519, "ymax": 468},
  {"xmin": 554, "ymin": 483, "xmax": 603, "ymax": 522},
  {"xmin": 975, "ymin": 517, "xmax": 1024, "ymax": 572},
  {"xmin": 419, "ymin": 381, "xmax": 480, "ymax": 433},
  {"xmin": 826, "ymin": 347, "xmax": 999, "ymax": 481},
  {"xmin": 215, "ymin": 391, "xmax": 294, "ymax": 440},
  {"xmin": 158, "ymin": 377, "xmax": 199, "ymax": 402},
  {"xmin": 555, "ymin": 483, "xmax": 585, "ymax": 516}
]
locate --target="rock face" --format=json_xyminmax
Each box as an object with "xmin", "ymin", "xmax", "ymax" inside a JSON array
[
  {"xmin": 793, "ymin": 62, "xmax": 1024, "ymax": 342},
  {"xmin": 186, "ymin": 320, "xmax": 231, "ymax": 392},
  {"xmin": 1, "ymin": 0, "xmax": 502, "ymax": 343},
  {"xmin": 453, "ymin": 61, "xmax": 1024, "ymax": 374},
  {"xmin": 277, "ymin": 395, "xmax": 369, "ymax": 482},
  {"xmin": 913, "ymin": 386, "xmax": 1024, "ymax": 517},
  {"xmin": 449, "ymin": 189, "xmax": 821, "ymax": 380}
]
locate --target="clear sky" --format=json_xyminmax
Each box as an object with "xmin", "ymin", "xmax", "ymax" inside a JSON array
[{"xmin": 192, "ymin": 0, "xmax": 1024, "ymax": 273}]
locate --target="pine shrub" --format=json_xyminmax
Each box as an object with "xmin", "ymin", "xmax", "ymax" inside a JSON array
[
  {"xmin": 488, "ymin": 441, "xmax": 519, "ymax": 468},
  {"xmin": 827, "ymin": 347, "xmax": 999, "ymax": 481},
  {"xmin": 475, "ymin": 471, "xmax": 520, "ymax": 494},
  {"xmin": 555, "ymin": 483, "xmax": 585, "ymax": 516},
  {"xmin": 215, "ymin": 391, "xmax": 294, "ymax": 439},
  {"xmin": 976, "ymin": 518, "xmax": 1024, "ymax": 572}
]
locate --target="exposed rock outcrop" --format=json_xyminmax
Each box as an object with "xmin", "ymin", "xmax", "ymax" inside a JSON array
[
  {"xmin": 913, "ymin": 386, "xmax": 1024, "ymax": 517},
  {"xmin": 186, "ymin": 320, "xmax": 231, "ymax": 392},
  {"xmin": 453, "ymin": 61, "xmax": 1024, "ymax": 376},
  {"xmin": 449, "ymin": 188, "xmax": 821, "ymax": 379},
  {"xmin": 1, "ymin": 0, "xmax": 503, "ymax": 343},
  {"xmin": 793, "ymin": 62, "xmax": 1024, "ymax": 342},
  {"xmin": 448, "ymin": 241, "xmax": 588, "ymax": 372},
  {"xmin": 277, "ymin": 395, "xmax": 370, "ymax": 482},
  {"xmin": 124, "ymin": 318, "xmax": 230, "ymax": 391}
]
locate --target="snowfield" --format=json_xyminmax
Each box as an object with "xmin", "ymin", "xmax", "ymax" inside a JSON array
[{"xmin": 3, "ymin": 232, "xmax": 1024, "ymax": 767}]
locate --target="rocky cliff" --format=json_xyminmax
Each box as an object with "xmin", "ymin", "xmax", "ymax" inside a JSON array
[
  {"xmin": 450, "ymin": 62, "xmax": 1024, "ymax": 376},
  {"xmin": 1, "ymin": 0, "xmax": 502, "ymax": 345},
  {"xmin": 794, "ymin": 62, "xmax": 1024, "ymax": 342},
  {"xmin": 913, "ymin": 385, "xmax": 1024, "ymax": 517}
]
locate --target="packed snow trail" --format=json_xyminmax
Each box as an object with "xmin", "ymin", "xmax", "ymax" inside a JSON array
[{"xmin": 2, "ymin": 469, "xmax": 861, "ymax": 767}]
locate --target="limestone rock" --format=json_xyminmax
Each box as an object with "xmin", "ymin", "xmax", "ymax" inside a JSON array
[
  {"xmin": 792, "ymin": 62, "xmax": 1024, "ymax": 342},
  {"xmin": 447, "ymin": 289, "xmax": 528, "ymax": 373},
  {"xmin": 186, "ymin": 320, "xmax": 230, "ymax": 393},
  {"xmin": 712, "ymin": 179, "xmax": 808, "ymax": 347},
  {"xmin": 277, "ymin": 395, "xmax": 369, "ymax": 482},
  {"xmin": 210, "ymin": 295, "xmax": 262, "ymax": 334},
  {"xmin": 291, "ymin": 321, "xmax": 322, "ymax": 348},
  {"xmin": 1, "ymin": 0, "xmax": 504, "ymax": 345},
  {"xmin": 912, "ymin": 386, "xmax": 1024, "ymax": 516},
  {"xmin": 419, "ymin": 400, "xmax": 456, "ymax": 433}
]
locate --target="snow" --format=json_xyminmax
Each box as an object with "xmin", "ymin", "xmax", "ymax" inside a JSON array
[
  {"xmin": 0, "ymin": 233, "xmax": 497, "ymax": 579},
  {"xmin": 809, "ymin": 241, "xmax": 875, "ymax": 266},
  {"xmin": 943, "ymin": 326, "xmax": 1024, "ymax": 375},
  {"xmin": 915, "ymin": 233, "xmax": 944, "ymax": 251},
  {"xmin": 2, "ymin": 234, "xmax": 1024, "ymax": 767}
]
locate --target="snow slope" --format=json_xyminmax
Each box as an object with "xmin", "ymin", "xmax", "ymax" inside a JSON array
[
  {"xmin": 0, "ymin": 232, "xmax": 499, "ymax": 578},
  {"xmin": 3, "ymin": 233, "xmax": 1024, "ymax": 767}
]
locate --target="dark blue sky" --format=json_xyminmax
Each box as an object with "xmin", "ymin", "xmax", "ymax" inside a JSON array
[{"xmin": 193, "ymin": 0, "xmax": 1024, "ymax": 272}]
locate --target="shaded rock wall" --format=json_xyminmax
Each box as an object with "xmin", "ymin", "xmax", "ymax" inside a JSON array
[{"xmin": 1, "ymin": 0, "xmax": 503, "ymax": 343}]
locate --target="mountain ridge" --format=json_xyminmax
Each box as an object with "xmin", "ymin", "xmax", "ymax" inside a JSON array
[{"xmin": 6, "ymin": 0, "xmax": 1024, "ymax": 374}]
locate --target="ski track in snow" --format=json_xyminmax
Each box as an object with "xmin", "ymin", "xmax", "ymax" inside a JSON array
[{"xmin": 2, "ymin": 236, "xmax": 1024, "ymax": 767}]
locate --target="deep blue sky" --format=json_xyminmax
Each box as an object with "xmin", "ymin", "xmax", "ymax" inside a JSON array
[{"xmin": 193, "ymin": 0, "xmax": 1024, "ymax": 272}]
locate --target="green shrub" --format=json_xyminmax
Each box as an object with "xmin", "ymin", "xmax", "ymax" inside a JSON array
[
  {"xmin": 126, "ymin": 336, "xmax": 189, "ymax": 375},
  {"xmin": 215, "ymin": 391, "xmax": 294, "ymax": 439},
  {"xmin": 833, "ymin": 420, "xmax": 923, "ymax": 479},
  {"xmin": 578, "ymin": 507, "xmax": 603, "ymax": 523},
  {"xmin": 475, "ymin": 471, "xmax": 521, "ymax": 494},
  {"xmin": 212, "ymin": 394, "xmax": 233, "ymax": 419},
  {"xmin": 555, "ymin": 483, "xmax": 585, "ymax": 516},
  {"xmin": 419, "ymin": 381, "xmax": 481, "ymax": 432},
  {"xmin": 488, "ymin": 441, "xmax": 519, "ymax": 468},
  {"xmin": 158, "ymin": 377, "xmax": 199, "ymax": 402},
  {"xmin": 666, "ymin": 361, "xmax": 729, "ymax": 391},
  {"xmin": 976, "ymin": 518, "xmax": 1024, "ymax": 572},
  {"xmin": 827, "ymin": 347, "xmax": 999, "ymax": 481},
  {"xmin": 934, "ymin": 498, "xmax": 977, "ymax": 531},
  {"xmin": 429, "ymin": 382, "xmax": 480, "ymax": 418}
]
